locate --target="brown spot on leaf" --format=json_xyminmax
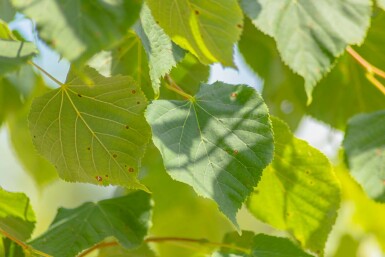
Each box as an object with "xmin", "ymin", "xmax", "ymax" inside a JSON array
[
  {"xmin": 128, "ymin": 167, "xmax": 134, "ymax": 172},
  {"xmin": 137, "ymin": 101, "xmax": 140, "ymax": 105},
  {"xmin": 95, "ymin": 176, "xmax": 102, "ymax": 182},
  {"xmin": 125, "ymin": 125, "xmax": 129, "ymax": 129},
  {"xmin": 131, "ymin": 89, "xmax": 136, "ymax": 94},
  {"xmin": 87, "ymin": 147, "xmax": 91, "ymax": 150},
  {"xmin": 78, "ymin": 94, "xmax": 82, "ymax": 97},
  {"xmin": 231, "ymin": 92, "xmax": 237, "ymax": 97},
  {"xmin": 237, "ymin": 24, "xmax": 243, "ymax": 29},
  {"xmin": 113, "ymin": 154, "xmax": 117, "ymax": 158},
  {"xmin": 194, "ymin": 10, "xmax": 200, "ymax": 15},
  {"xmin": 233, "ymin": 150, "xmax": 239, "ymax": 155}
]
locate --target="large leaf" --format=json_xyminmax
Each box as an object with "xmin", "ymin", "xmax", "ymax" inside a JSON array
[
  {"xmin": 238, "ymin": 18, "xmax": 306, "ymax": 130},
  {"xmin": 12, "ymin": 0, "xmax": 142, "ymax": 65},
  {"xmin": 0, "ymin": 188, "xmax": 35, "ymax": 241},
  {"xmin": 0, "ymin": 0, "xmax": 15, "ymax": 22},
  {"xmin": 30, "ymin": 191, "xmax": 152, "ymax": 257},
  {"xmin": 146, "ymin": 82, "xmax": 274, "ymax": 225},
  {"xmin": 141, "ymin": 143, "xmax": 232, "ymax": 257},
  {"xmin": 247, "ymin": 117, "xmax": 340, "ymax": 254},
  {"xmin": 146, "ymin": 0, "xmax": 243, "ymax": 66},
  {"xmin": 240, "ymin": 0, "xmax": 372, "ymax": 99},
  {"xmin": 29, "ymin": 68, "xmax": 151, "ymax": 190},
  {"xmin": 213, "ymin": 232, "xmax": 313, "ymax": 257},
  {"xmin": 136, "ymin": 4, "xmax": 185, "ymax": 97},
  {"xmin": 7, "ymin": 73, "xmax": 57, "ymax": 187},
  {"xmin": 0, "ymin": 40, "xmax": 37, "ymax": 76},
  {"xmin": 343, "ymin": 110, "xmax": 385, "ymax": 201}
]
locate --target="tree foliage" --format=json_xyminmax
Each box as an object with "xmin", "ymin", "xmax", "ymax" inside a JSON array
[{"xmin": 0, "ymin": 1, "xmax": 385, "ymax": 256}]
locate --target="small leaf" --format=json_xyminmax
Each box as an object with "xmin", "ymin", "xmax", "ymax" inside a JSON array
[
  {"xmin": 29, "ymin": 68, "xmax": 151, "ymax": 189},
  {"xmin": 30, "ymin": 191, "xmax": 152, "ymax": 257},
  {"xmin": 12, "ymin": 0, "xmax": 142, "ymax": 65},
  {"xmin": 146, "ymin": 0, "xmax": 243, "ymax": 66},
  {"xmin": 240, "ymin": 0, "xmax": 372, "ymax": 100},
  {"xmin": 146, "ymin": 82, "xmax": 274, "ymax": 226},
  {"xmin": 136, "ymin": 4, "xmax": 185, "ymax": 97},
  {"xmin": 0, "ymin": 187, "xmax": 35, "ymax": 241},
  {"xmin": 343, "ymin": 110, "xmax": 385, "ymax": 201},
  {"xmin": 247, "ymin": 117, "xmax": 340, "ymax": 254}
]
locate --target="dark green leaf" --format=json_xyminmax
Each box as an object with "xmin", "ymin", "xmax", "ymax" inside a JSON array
[
  {"xmin": 29, "ymin": 68, "xmax": 151, "ymax": 189},
  {"xmin": 146, "ymin": 82, "xmax": 274, "ymax": 225},
  {"xmin": 30, "ymin": 191, "xmax": 152, "ymax": 257},
  {"xmin": 247, "ymin": 117, "xmax": 340, "ymax": 254},
  {"xmin": 0, "ymin": 188, "xmax": 35, "ymax": 241},
  {"xmin": 0, "ymin": 0, "xmax": 16, "ymax": 22},
  {"xmin": 343, "ymin": 110, "xmax": 385, "ymax": 202},
  {"xmin": 12, "ymin": 0, "xmax": 142, "ymax": 65},
  {"xmin": 241, "ymin": 0, "xmax": 372, "ymax": 100}
]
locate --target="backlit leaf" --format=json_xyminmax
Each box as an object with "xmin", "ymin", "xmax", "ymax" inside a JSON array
[
  {"xmin": 146, "ymin": 82, "xmax": 274, "ymax": 225},
  {"xmin": 247, "ymin": 117, "xmax": 340, "ymax": 254},
  {"xmin": 30, "ymin": 191, "xmax": 152, "ymax": 257},
  {"xmin": 343, "ymin": 110, "xmax": 385, "ymax": 201},
  {"xmin": 146, "ymin": 0, "xmax": 243, "ymax": 66},
  {"xmin": 241, "ymin": 0, "xmax": 372, "ymax": 100},
  {"xmin": 0, "ymin": 40, "xmax": 37, "ymax": 76},
  {"xmin": 12, "ymin": 0, "xmax": 142, "ymax": 65},
  {"xmin": 29, "ymin": 68, "xmax": 151, "ymax": 189},
  {"xmin": 0, "ymin": 187, "xmax": 35, "ymax": 241}
]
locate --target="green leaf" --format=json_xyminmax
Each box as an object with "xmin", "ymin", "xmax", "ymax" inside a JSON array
[
  {"xmin": 7, "ymin": 72, "xmax": 57, "ymax": 187},
  {"xmin": 0, "ymin": 0, "xmax": 16, "ymax": 22},
  {"xmin": 0, "ymin": 188, "xmax": 35, "ymax": 241},
  {"xmin": 343, "ymin": 110, "xmax": 385, "ymax": 201},
  {"xmin": 213, "ymin": 233, "xmax": 314, "ymax": 257},
  {"xmin": 136, "ymin": 4, "xmax": 185, "ymax": 97},
  {"xmin": 333, "ymin": 235, "xmax": 359, "ymax": 257},
  {"xmin": 378, "ymin": 0, "xmax": 385, "ymax": 10},
  {"xmin": 0, "ymin": 40, "xmax": 37, "ymax": 76},
  {"xmin": 29, "ymin": 68, "xmax": 151, "ymax": 190},
  {"xmin": 146, "ymin": 0, "xmax": 243, "ymax": 66},
  {"xmin": 146, "ymin": 82, "xmax": 274, "ymax": 225},
  {"xmin": 141, "ymin": 143, "xmax": 232, "ymax": 257},
  {"xmin": 238, "ymin": 18, "xmax": 306, "ymax": 130},
  {"xmin": 30, "ymin": 191, "xmax": 152, "ymax": 257},
  {"xmin": 12, "ymin": 0, "xmax": 142, "ymax": 65},
  {"xmin": 240, "ymin": 0, "xmax": 372, "ymax": 100},
  {"xmin": 247, "ymin": 117, "xmax": 340, "ymax": 254}
]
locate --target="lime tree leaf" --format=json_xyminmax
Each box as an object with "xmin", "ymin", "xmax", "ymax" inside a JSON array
[
  {"xmin": 0, "ymin": 77, "xmax": 23, "ymax": 127},
  {"xmin": 343, "ymin": 110, "xmax": 385, "ymax": 202},
  {"xmin": 146, "ymin": 82, "xmax": 274, "ymax": 226},
  {"xmin": 12, "ymin": 0, "xmax": 142, "ymax": 65},
  {"xmin": 30, "ymin": 191, "xmax": 152, "ymax": 257},
  {"xmin": 0, "ymin": 0, "xmax": 16, "ymax": 22},
  {"xmin": 0, "ymin": 188, "xmax": 35, "ymax": 241},
  {"xmin": 333, "ymin": 235, "xmax": 359, "ymax": 257},
  {"xmin": 238, "ymin": 18, "xmax": 306, "ymax": 130},
  {"xmin": 247, "ymin": 117, "xmax": 340, "ymax": 254},
  {"xmin": 0, "ymin": 40, "xmax": 37, "ymax": 76},
  {"xmin": 141, "ymin": 143, "xmax": 232, "ymax": 257},
  {"xmin": 7, "ymin": 74, "xmax": 57, "ymax": 187},
  {"xmin": 146, "ymin": 0, "xmax": 243, "ymax": 66},
  {"xmin": 136, "ymin": 4, "xmax": 185, "ymax": 97},
  {"xmin": 213, "ymin": 233, "xmax": 314, "ymax": 257},
  {"xmin": 28, "ymin": 68, "xmax": 151, "ymax": 190},
  {"xmin": 240, "ymin": 0, "xmax": 372, "ymax": 100}
]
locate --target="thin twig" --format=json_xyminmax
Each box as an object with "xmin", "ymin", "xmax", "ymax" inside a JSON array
[
  {"xmin": 28, "ymin": 61, "xmax": 64, "ymax": 86},
  {"xmin": 164, "ymin": 74, "xmax": 193, "ymax": 100},
  {"xmin": 366, "ymin": 73, "xmax": 385, "ymax": 95},
  {"xmin": 346, "ymin": 46, "xmax": 385, "ymax": 79}
]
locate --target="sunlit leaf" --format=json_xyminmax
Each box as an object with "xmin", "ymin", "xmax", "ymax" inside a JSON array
[
  {"xmin": 247, "ymin": 117, "xmax": 340, "ymax": 254},
  {"xmin": 241, "ymin": 0, "xmax": 372, "ymax": 100},
  {"xmin": 146, "ymin": 82, "xmax": 274, "ymax": 225},
  {"xmin": 29, "ymin": 68, "xmax": 151, "ymax": 189},
  {"xmin": 30, "ymin": 191, "xmax": 152, "ymax": 257},
  {"xmin": 12, "ymin": 0, "xmax": 142, "ymax": 65},
  {"xmin": 343, "ymin": 110, "xmax": 385, "ymax": 201},
  {"xmin": 146, "ymin": 0, "xmax": 243, "ymax": 66},
  {"xmin": 0, "ymin": 188, "xmax": 35, "ymax": 241},
  {"xmin": 136, "ymin": 4, "xmax": 185, "ymax": 97}
]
